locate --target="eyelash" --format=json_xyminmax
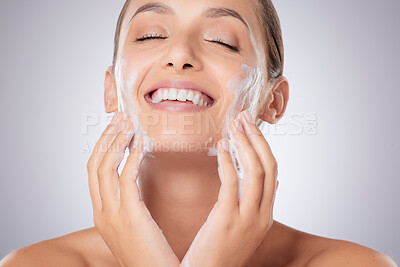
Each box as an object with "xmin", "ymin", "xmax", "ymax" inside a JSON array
[
  {"xmin": 135, "ymin": 33, "xmax": 166, "ymax": 41},
  {"xmin": 210, "ymin": 38, "xmax": 240, "ymax": 52},
  {"xmin": 135, "ymin": 34, "xmax": 240, "ymax": 52}
]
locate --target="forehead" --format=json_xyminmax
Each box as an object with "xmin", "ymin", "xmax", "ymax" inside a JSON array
[
  {"xmin": 116, "ymin": 0, "xmax": 266, "ymax": 67},
  {"xmin": 122, "ymin": 0, "xmax": 262, "ymax": 34}
]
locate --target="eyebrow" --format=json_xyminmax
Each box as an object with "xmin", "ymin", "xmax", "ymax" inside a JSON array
[{"xmin": 129, "ymin": 2, "xmax": 250, "ymax": 31}]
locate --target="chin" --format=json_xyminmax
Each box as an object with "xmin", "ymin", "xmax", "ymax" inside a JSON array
[{"xmin": 145, "ymin": 133, "xmax": 217, "ymax": 153}]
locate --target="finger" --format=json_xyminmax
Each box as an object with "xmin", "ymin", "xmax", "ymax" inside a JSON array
[
  {"xmin": 216, "ymin": 138, "xmax": 239, "ymax": 211},
  {"xmin": 98, "ymin": 119, "xmax": 134, "ymax": 213},
  {"xmin": 87, "ymin": 112, "xmax": 123, "ymax": 212},
  {"xmin": 119, "ymin": 138, "xmax": 144, "ymax": 211},
  {"xmin": 239, "ymin": 110, "xmax": 278, "ymax": 216},
  {"xmin": 229, "ymin": 119, "xmax": 264, "ymax": 216}
]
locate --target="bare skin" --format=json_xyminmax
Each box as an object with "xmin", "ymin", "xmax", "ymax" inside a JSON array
[
  {"xmin": 1, "ymin": 0, "xmax": 397, "ymax": 265},
  {"xmin": 1, "ymin": 221, "xmax": 395, "ymax": 267},
  {"xmin": 1, "ymin": 115, "xmax": 396, "ymax": 267}
]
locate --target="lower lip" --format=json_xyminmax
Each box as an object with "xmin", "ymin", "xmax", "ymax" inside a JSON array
[{"xmin": 146, "ymin": 99, "xmax": 212, "ymax": 112}]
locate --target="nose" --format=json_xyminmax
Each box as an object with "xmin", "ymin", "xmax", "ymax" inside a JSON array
[{"xmin": 161, "ymin": 35, "xmax": 202, "ymax": 72}]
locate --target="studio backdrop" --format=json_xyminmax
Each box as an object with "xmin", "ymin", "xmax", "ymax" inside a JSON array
[{"xmin": 0, "ymin": 0, "xmax": 399, "ymax": 262}]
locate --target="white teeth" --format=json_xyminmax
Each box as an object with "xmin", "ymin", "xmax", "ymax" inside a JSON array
[
  {"xmin": 168, "ymin": 88, "xmax": 178, "ymax": 100},
  {"xmin": 162, "ymin": 89, "xmax": 169, "ymax": 100},
  {"xmin": 150, "ymin": 88, "xmax": 212, "ymax": 107},
  {"xmin": 152, "ymin": 91, "xmax": 162, "ymax": 103},
  {"xmin": 177, "ymin": 89, "xmax": 187, "ymax": 101},
  {"xmin": 187, "ymin": 91, "xmax": 194, "ymax": 101},
  {"xmin": 192, "ymin": 93, "xmax": 200, "ymax": 105}
]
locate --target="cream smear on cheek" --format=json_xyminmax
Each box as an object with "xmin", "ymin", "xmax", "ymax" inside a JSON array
[
  {"xmin": 113, "ymin": 7, "xmax": 156, "ymax": 158},
  {"xmin": 114, "ymin": 56, "xmax": 154, "ymax": 156},
  {"xmin": 209, "ymin": 39, "xmax": 270, "ymax": 201},
  {"xmin": 226, "ymin": 64, "xmax": 266, "ymax": 201}
]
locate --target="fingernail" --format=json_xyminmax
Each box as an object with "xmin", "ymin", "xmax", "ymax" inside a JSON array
[{"xmin": 243, "ymin": 109, "xmax": 254, "ymax": 124}]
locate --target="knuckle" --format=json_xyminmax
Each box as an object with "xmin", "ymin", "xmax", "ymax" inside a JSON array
[
  {"xmin": 226, "ymin": 176, "xmax": 239, "ymax": 188},
  {"xmin": 220, "ymin": 217, "xmax": 235, "ymax": 232},
  {"xmin": 116, "ymin": 130, "xmax": 128, "ymax": 142},
  {"xmin": 119, "ymin": 177, "xmax": 132, "ymax": 187},
  {"xmin": 242, "ymin": 218, "xmax": 256, "ymax": 231},
  {"xmin": 97, "ymin": 162, "xmax": 114, "ymax": 178},
  {"xmin": 97, "ymin": 164, "xmax": 106, "ymax": 178},
  {"xmin": 119, "ymin": 211, "xmax": 137, "ymax": 228},
  {"xmin": 269, "ymin": 159, "xmax": 278, "ymax": 177},
  {"xmin": 87, "ymin": 158, "xmax": 94, "ymax": 172},
  {"xmin": 102, "ymin": 124, "xmax": 115, "ymax": 138},
  {"xmin": 253, "ymin": 166, "xmax": 265, "ymax": 178},
  {"xmin": 220, "ymin": 156, "xmax": 233, "ymax": 165}
]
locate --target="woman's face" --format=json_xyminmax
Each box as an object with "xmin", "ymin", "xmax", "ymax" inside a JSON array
[{"xmin": 114, "ymin": 0, "xmax": 267, "ymax": 153}]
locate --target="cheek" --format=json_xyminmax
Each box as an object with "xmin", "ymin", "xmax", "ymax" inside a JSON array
[
  {"xmin": 206, "ymin": 57, "xmax": 245, "ymax": 95},
  {"xmin": 122, "ymin": 50, "xmax": 156, "ymax": 74}
]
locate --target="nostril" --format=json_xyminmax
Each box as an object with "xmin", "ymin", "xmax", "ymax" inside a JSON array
[
  {"xmin": 166, "ymin": 62, "xmax": 193, "ymax": 69},
  {"xmin": 183, "ymin": 63, "xmax": 193, "ymax": 69}
]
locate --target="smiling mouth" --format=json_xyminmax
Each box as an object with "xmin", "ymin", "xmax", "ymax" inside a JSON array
[{"xmin": 145, "ymin": 88, "xmax": 215, "ymax": 108}]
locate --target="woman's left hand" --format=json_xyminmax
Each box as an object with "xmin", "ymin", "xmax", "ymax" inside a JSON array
[{"xmin": 180, "ymin": 109, "xmax": 279, "ymax": 267}]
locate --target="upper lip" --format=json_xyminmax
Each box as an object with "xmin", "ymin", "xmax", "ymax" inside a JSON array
[{"xmin": 144, "ymin": 79, "xmax": 216, "ymax": 102}]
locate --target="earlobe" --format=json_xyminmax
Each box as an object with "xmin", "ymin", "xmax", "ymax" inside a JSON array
[
  {"xmin": 104, "ymin": 66, "xmax": 118, "ymax": 113},
  {"xmin": 259, "ymin": 76, "xmax": 289, "ymax": 124}
]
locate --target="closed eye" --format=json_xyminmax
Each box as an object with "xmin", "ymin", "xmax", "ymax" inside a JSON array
[
  {"xmin": 135, "ymin": 33, "xmax": 167, "ymax": 42},
  {"xmin": 134, "ymin": 34, "xmax": 240, "ymax": 52},
  {"xmin": 208, "ymin": 38, "xmax": 240, "ymax": 52}
]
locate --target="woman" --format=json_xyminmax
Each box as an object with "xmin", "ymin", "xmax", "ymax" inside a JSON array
[{"xmin": 1, "ymin": 0, "xmax": 396, "ymax": 266}]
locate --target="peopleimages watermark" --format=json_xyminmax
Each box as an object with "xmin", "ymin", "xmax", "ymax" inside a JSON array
[{"xmin": 80, "ymin": 112, "xmax": 318, "ymax": 153}]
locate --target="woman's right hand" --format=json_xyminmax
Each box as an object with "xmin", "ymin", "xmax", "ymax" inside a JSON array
[{"xmin": 87, "ymin": 112, "xmax": 180, "ymax": 267}]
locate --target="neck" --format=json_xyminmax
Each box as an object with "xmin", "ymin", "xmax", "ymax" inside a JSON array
[
  {"xmin": 137, "ymin": 152, "xmax": 221, "ymax": 257},
  {"xmin": 136, "ymin": 152, "xmax": 294, "ymax": 265}
]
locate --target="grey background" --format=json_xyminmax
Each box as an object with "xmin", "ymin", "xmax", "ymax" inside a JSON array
[{"xmin": 1, "ymin": 0, "xmax": 399, "ymax": 263}]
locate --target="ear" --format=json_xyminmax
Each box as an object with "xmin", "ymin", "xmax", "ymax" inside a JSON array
[
  {"xmin": 259, "ymin": 76, "xmax": 289, "ymax": 124},
  {"xmin": 104, "ymin": 66, "xmax": 118, "ymax": 113}
]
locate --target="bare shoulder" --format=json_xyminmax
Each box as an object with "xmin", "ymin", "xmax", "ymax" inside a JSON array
[
  {"xmin": 304, "ymin": 240, "xmax": 397, "ymax": 267},
  {"xmin": 0, "ymin": 227, "xmax": 119, "ymax": 267},
  {"xmin": 264, "ymin": 221, "xmax": 397, "ymax": 267},
  {"xmin": 284, "ymin": 223, "xmax": 397, "ymax": 267}
]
